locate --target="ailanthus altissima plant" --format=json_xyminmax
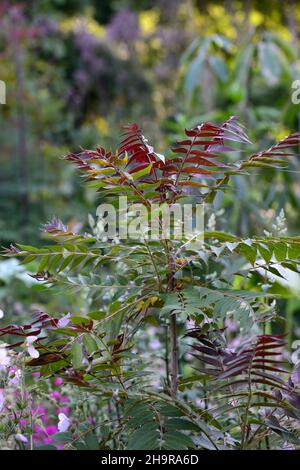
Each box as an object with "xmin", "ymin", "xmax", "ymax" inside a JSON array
[{"xmin": 2, "ymin": 116, "xmax": 300, "ymax": 450}]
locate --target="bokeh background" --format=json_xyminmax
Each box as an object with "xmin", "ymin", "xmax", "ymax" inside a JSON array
[
  {"xmin": 2, "ymin": 0, "xmax": 300, "ymax": 244},
  {"xmin": 1, "ymin": 0, "xmax": 300, "ymax": 331}
]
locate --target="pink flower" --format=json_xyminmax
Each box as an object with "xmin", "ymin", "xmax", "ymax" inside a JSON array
[
  {"xmin": 34, "ymin": 425, "xmax": 43, "ymax": 433},
  {"xmin": 50, "ymin": 391, "xmax": 61, "ymax": 400},
  {"xmin": 41, "ymin": 414, "xmax": 50, "ymax": 424},
  {"xmin": 58, "ymin": 407, "xmax": 69, "ymax": 414},
  {"xmin": 33, "ymin": 405, "xmax": 46, "ymax": 415},
  {"xmin": 55, "ymin": 378, "xmax": 63, "ymax": 386},
  {"xmin": 43, "ymin": 437, "xmax": 54, "ymax": 444},
  {"xmin": 33, "ymin": 424, "xmax": 57, "ymax": 444},
  {"xmin": 56, "ymin": 442, "xmax": 65, "ymax": 450},
  {"xmin": 45, "ymin": 425, "xmax": 57, "ymax": 435},
  {"xmin": 32, "ymin": 406, "xmax": 50, "ymax": 424},
  {"xmin": 59, "ymin": 396, "xmax": 69, "ymax": 404}
]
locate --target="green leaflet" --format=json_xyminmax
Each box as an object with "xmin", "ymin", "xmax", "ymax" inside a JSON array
[
  {"xmin": 161, "ymin": 287, "xmax": 268, "ymax": 328},
  {"xmin": 204, "ymin": 232, "xmax": 300, "ymax": 268},
  {"xmin": 71, "ymin": 342, "xmax": 83, "ymax": 369},
  {"xmin": 163, "ymin": 431, "xmax": 195, "ymax": 450},
  {"xmin": 124, "ymin": 399, "xmax": 200, "ymax": 450},
  {"xmin": 127, "ymin": 423, "xmax": 160, "ymax": 450},
  {"xmin": 160, "ymin": 289, "xmax": 205, "ymax": 321}
]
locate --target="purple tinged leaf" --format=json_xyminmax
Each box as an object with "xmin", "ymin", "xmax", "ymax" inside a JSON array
[{"xmin": 291, "ymin": 363, "xmax": 300, "ymax": 387}]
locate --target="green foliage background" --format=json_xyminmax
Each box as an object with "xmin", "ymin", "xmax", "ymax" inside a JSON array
[
  {"xmin": 1, "ymin": 0, "xmax": 300, "ymax": 243},
  {"xmin": 2, "ymin": 0, "xmax": 300, "ymax": 451}
]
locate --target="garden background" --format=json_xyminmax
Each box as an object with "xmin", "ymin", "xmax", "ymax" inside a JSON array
[{"xmin": 1, "ymin": 0, "xmax": 300, "ymax": 450}]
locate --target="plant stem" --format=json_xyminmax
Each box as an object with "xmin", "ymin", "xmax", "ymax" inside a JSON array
[
  {"xmin": 165, "ymin": 325, "xmax": 170, "ymax": 388},
  {"xmin": 241, "ymin": 367, "xmax": 252, "ymax": 449},
  {"xmin": 29, "ymin": 398, "xmax": 33, "ymax": 450},
  {"xmin": 263, "ymin": 320, "xmax": 270, "ymax": 450},
  {"xmin": 167, "ymin": 255, "xmax": 178, "ymax": 397},
  {"xmin": 170, "ymin": 312, "xmax": 178, "ymax": 397}
]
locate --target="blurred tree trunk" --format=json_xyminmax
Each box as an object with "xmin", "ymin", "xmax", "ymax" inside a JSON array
[{"xmin": 12, "ymin": 35, "xmax": 30, "ymax": 236}]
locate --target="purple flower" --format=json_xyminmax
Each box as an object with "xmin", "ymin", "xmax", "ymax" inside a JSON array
[
  {"xmin": 107, "ymin": 9, "xmax": 140, "ymax": 43},
  {"xmin": 8, "ymin": 368, "xmax": 21, "ymax": 385},
  {"xmin": 58, "ymin": 413, "xmax": 70, "ymax": 432},
  {"xmin": 186, "ymin": 319, "xmax": 196, "ymax": 329},
  {"xmin": 57, "ymin": 313, "xmax": 71, "ymax": 328},
  {"xmin": 0, "ymin": 348, "xmax": 10, "ymax": 370},
  {"xmin": 34, "ymin": 16, "xmax": 58, "ymax": 37},
  {"xmin": 88, "ymin": 416, "xmax": 96, "ymax": 425},
  {"xmin": 0, "ymin": 390, "xmax": 5, "ymax": 412},
  {"xmin": 26, "ymin": 336, "xmax": 39, "ymax": 358},
  {"xmin": 149, "ymin": 339, "xmax": 160, "ymax": 351},
  {"xmin": 282, "ymin": 441, "xmax": 295, "ymax": 450},
  {"xmin": 15, "ymin": 433, "xmax": 28, "ymax": 443}
]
